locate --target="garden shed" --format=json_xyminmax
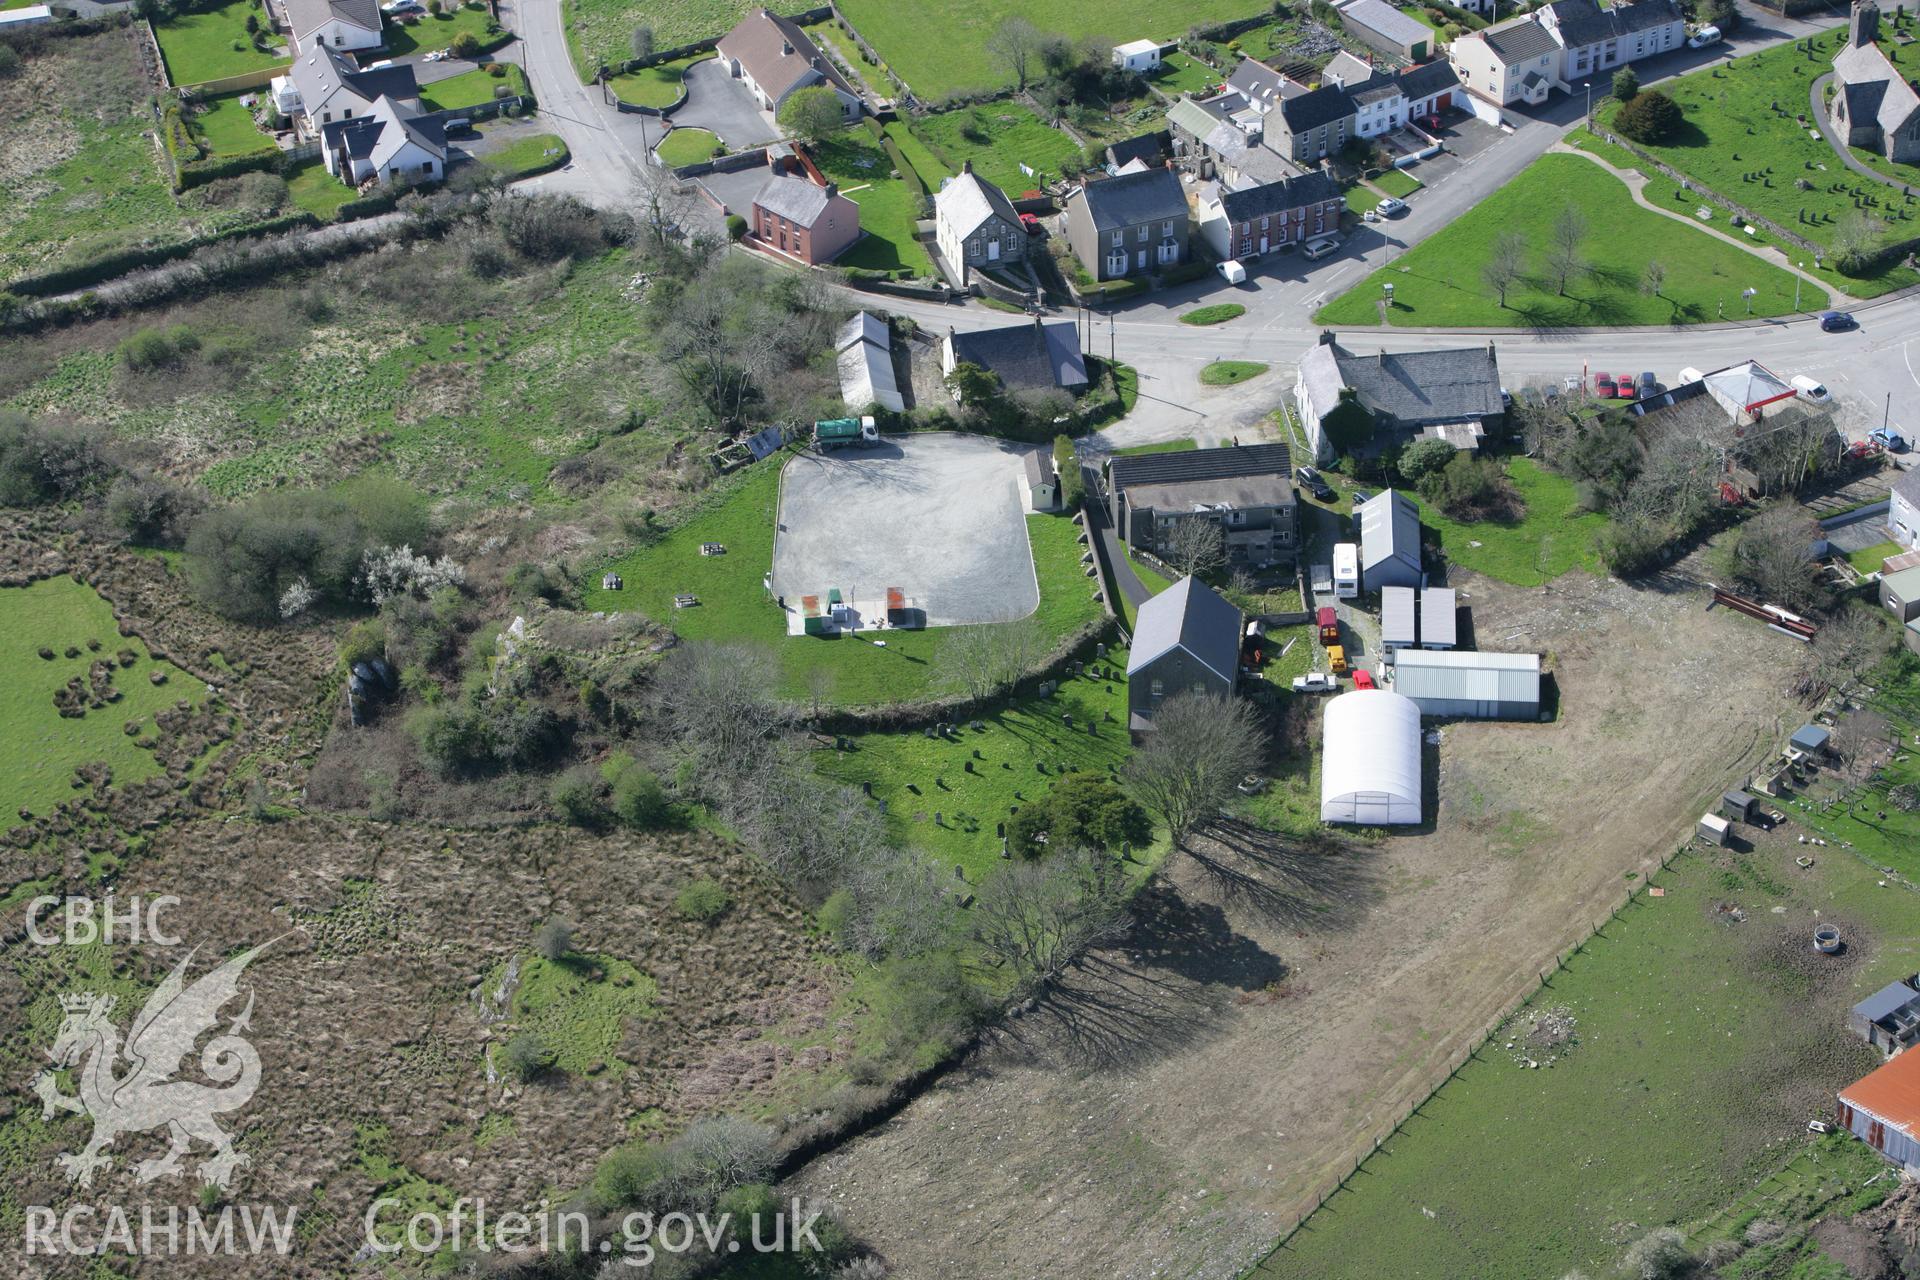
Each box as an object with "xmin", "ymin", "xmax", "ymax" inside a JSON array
[
  {"xmin": 1850, "ymin": 975, "xmax": 1920, "ymax": 1053},
  {"xmin": 1420, "ymin": 586, "xmax": 1457, "ymax": 649},
  {"xmin": 1389, "ymin": 649, "xmax": 1541, "ymax": 719},
  {"xmin": 1320, "ymin": 689, "xmax": 1422, "ymax": 825},
  {"xmin": 1838, "ymin": 1045, "xmax": 1920, "ymax": 1171},
  {"xmin": 1720, "ymin": 789, "xmax": 1757, "ymax": 822},
  {"xmin": 1790, "ymin": 724, "xmax": 1832, "ymax": 755},
  {"xmin": 1381, "ymin": 586, "xmax": 1416, "ymax": 657},
  {"xmin": 1697, "ymin": 813, "xmax": 1730, "ymax": 846}
]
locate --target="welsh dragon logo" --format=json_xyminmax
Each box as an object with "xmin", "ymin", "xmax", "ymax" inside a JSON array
[{"xmin": 32, "ymin": 940, "xmax": 282, "ymax": 1190}]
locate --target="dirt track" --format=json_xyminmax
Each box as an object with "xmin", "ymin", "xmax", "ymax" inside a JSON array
[{"xmin": 788, "ymin": 570, "xmax": 1807, "ymax": 1280}]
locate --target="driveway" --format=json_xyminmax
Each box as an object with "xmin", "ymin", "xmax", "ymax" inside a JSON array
[{"xmin": 674, "ymin": 58, "xmax": 779, "ymax": 149}]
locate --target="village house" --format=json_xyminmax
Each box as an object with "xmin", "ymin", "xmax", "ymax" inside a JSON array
[
  {"xmin": 1166, "ymin": 96, "xmax": 1296, "ymax": 186},
  {"xmin": 1062, "ymin": 166, "xmax": 1189, "ymax": 281},
  {"xmin": 1112, "ymin": 39, "xmax": 1166, "ymax": 72},
  {"xmin": 1891, "ymin": 468, "xmax": 1920, "ymax": 549},
  {"xmin": 1107, "ymin": 443, "xmax": 1299, "ymax": 569},
  {"xmin": 1266, "ymin": 83, "xmax": 1358, "ymax": 163},
  {"xmin": 1125, "ymin": 576, "xmax": 1245, "ymax": 734},
  {"xmin": 281, "ymin": 44, "xmax": 420, "ymax": 138},
  {"xmin": 320, "ymin": 94, "xmax": 446, "ymax": 187},
  {"xmin": 1320, "ymin": 51, "xmax": 1408, "ymax": 139},
  {"xmin": 1196, "ymin": 169, "xmax": 1343, "ymax": 261},
  {"xmin": 1536, "ymin": 0, "xmax": 1685, "ymax": 82},
  {"xmin": 716, "ymin": 8, "xmax": 862, "ymax": 122},
  {"xmin": 933, "ymin": 162, "xmax": 1027, "ymax": 286},
  {"xmin": 1294, "ymin": 331, "xmax": 1505, "ymax": 460},
  {"xmin": 942, "ymin": 318, "xmax": 1088, "ymax": 396},
  {"xmin": 1450, "ymin": 16, "xmax": 1564, "ymax": 106},
  {"xmin": 751, "ymin": 171, "xmax": 861, "ymax": 265},
  {"xmin": 283, "ymin": 0, "xmax": 381, "ymax": 54}
]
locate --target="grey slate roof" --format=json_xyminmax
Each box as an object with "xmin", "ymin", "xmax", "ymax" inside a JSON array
[
  {"xmin": 1024, "ymin": 449, "xmax": 1056, "ymax": 488},
  {"xmin": 1279, "ymin": 83, "xmax": 1357, "ymax": 131},
  {"xmin": 1302, "ymin": 337, "xmax": 1504, "ymax": 427},
  {"xmin": 1167, "ymin": 95, "xmax": 1231, "ymax": 140},
  {"xmin": 1339, "ymin": 0, "xmax": 1434, "ymax": 48},
  {"xmin": 1127, "ymin": 576, "xmax": 1243, "ymax": 685},
  {"xmin": 1070, "ymin": 165, "xmax": 1187, "ymax": 233},
  {"xmin": 1109, "ymin": 443, "xmax": 1293, "ymax": 497},
  {"xmin": 1479, "ymin": 16, "xmax": 1561, "ymax": 64},
  {"xmin": 285, "ymin": 0, "xmax": 378, "ymax": 38},
  {"xmin": 1854, "ymin": 977, "xmax": 1920, "ymax": 1029},
  {"xmin": 948, "ymin": 319, "xmax": 1088, "ymax": 392},
  {"xmin": 320, "ymin": 94, "xmax": 445, "ymax": 168},
  {"xmin": 1227, "ymin": 56, "xmax": 1290, "ymax": 107},
  {"xmin": 1218, "ymin": 169, "xmax": 1339, "ymax": 222},
  {"xmin": 1397, "ymin": 59, "xmax": 1460, "ymax": 100},
  {"xmin": 1545, "ymin": 0, "xmax": 1681, "ymax": 45},
  {"xmin": 1835, "ymin": 37, "xmax": 1920, "ymax": 141},
  {"xmin": 1358, "ymin": 489, "xmax": 1421, "ymax": 579},
  {"xmin": 291, "ymin": 45, "xmax": 421, "ymax": 122},
  {"xmin": 1790, "ymin": 724, "xmax": 1831, "ymax": 751},
  {"xmin": 1894, "ymin": 466, "xmax": 1920, "ymax": 505},
  {"xmin": 935, "ymin": 167, "xmax": 1020, "ymax": 239},
  {"xmin": 836, "ymin": 311, "xmax": 901, "ymax": 413},
  {"xmin": 754, "ymin": 173, "xmax": 837, "ymax": 226},
  {"xmin": 1108, "ymin": 131, "xmax": 1168, "ymax": 168},
  {"xmin": 716, "ymin": 7, "xmax": 853, "ymax": 104}
]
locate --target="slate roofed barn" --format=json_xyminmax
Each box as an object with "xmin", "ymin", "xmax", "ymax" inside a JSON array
[
  {"xmin": 717, "ymin": 8, "xmax": 862, "ymax": 118},
  {"xmin": 1126, "ymin": 576, "xmax": 1244, "ymax": 731},
  {"xmin": 1108, "ymin": 444, "xmax": 1298, "ymax": 568},
  {"xmin": 1063, "ymin": 165, "xmax": 1190, "ymax": 281},
  {"xmin": 1837, "ymin": 1044, "xmax": 1920, "ymax": 1170},
  {"xmin": 1358, "ymin": 489, "xmax": 1422, "ymax": 590},
  {"xmin": 942, "ymin": 319, "xmax": 1088, "ymax": 395},
  {"xmin": 1336, "ymin": 0, "xmax": 1434, "ymax": 61}
]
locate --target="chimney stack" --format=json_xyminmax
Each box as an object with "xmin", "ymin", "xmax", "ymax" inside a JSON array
[
  {"xmin": 962, "ymin": 159, "xmax": 972, "ymax": 174},
  {"xmin": 782, "ymin": 39, "xmax": 793, "ymax": 55}
]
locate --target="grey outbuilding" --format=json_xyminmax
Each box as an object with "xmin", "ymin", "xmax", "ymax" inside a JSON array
[{"xmin": 1389, "ymin": 649, "xmax": 1540, "ymax": 719}]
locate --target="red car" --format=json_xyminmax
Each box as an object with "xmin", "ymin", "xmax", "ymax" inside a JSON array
[
  {"xmin": 1594, "ymin": 372, "xmax": 1617, "ymax": 398},
  {"xmin": 1353, "ymin": 670, "xmax": 1377, "ymax": 690},
  {"xmin": 1615, "ymin": 372, "xmax": 1638, "ymax": 400},
  {"xmin": 1018, "ymin": 212, "xmax": 1044, "ymax": 236}
]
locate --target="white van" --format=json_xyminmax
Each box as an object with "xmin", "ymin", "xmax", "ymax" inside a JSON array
[
  {"xmin": 1332, "ymin": 542, "xmax": 1360, "ymax": 599},
  {"xmin": 1687, "ymin": 23, "xmax": 1721, "ymax": 47},
  {"xmin": 1216, "ymin": 259, "xmax": 1248, "ymax": 284},
  {"xmin": 1790, "ymin": 374, "xmax": 1831, "ymax": 402},
  {"xmin": 1303, "ymin": 236, "xmax": 1341, "ymax": 261}
]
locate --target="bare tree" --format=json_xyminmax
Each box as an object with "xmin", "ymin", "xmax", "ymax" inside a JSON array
[
  {"xmin": 1833, "ymin": 209, "xmax": 1889, "ymax": 270},
  {"xmin": 1641, "ymin": 259, "xmax": 1666, "ymax": 298},
  {"xmin": 1545, "ymin": 205, "xmax": 1588, "ymax": 296},
  {"xmin": 1482, "ymin": 231, "xmax": 1527, "ymax": 308},
  {"xmin": 1729, "ymin": 503, "xmax": 1829, "ymax": 614},
  {"xmin": 1122, "ymin": 692, "xmax": 1265, "ymax": 845},
  {"xmin": 630, "ymin": 162, "xmax": 700, "ymax": 256},
  {"xmin": 986, "ymin": 16, "xmax": 1044, "ymax": 91},
  {"xmin": 1807, "ymin": 606, "xmax": 1890, "ymax": 702},
  {"xmin": 939, "ymin": 615, "xmax": 1046, "ymax": 705},
  {"xmin": 970, "ymin": 848, "xmax": 1131, "ymax": 994},
  {"xmin": 1163, "ymin": 517, "xmax": 1226, "ymax": 577},
  {"xmin": 653, "ymin": 641, "xmax": 793, "ymax": 788}
]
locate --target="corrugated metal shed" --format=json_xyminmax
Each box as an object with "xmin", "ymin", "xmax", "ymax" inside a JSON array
[
  {"xmin": 1358, "ymin": 489, "xmax": 1421, "ymax": 590},
  {"xmin": 1380, "ymin": 586, "xmax": 1416, "ymax": 652},
  {"xmin": 1839, "ymin": 1043, "xmax": 1920, "ymax": 1168},
  {"xmin": 1420, "ymin": 587, "xmax": 1457, "ymax": 648},
  {"xmin": 1390, "ymin": 649, "xmax": 1540, "ymax": 719}
]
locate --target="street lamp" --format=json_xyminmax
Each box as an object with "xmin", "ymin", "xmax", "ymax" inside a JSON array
[{"xmin": 1795, "ymin": 263, "xmax": 1803, "ymax": 311}]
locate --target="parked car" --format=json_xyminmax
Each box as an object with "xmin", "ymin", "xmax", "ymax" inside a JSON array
[
  {"xmin": 1300, "ymin": 473, "xmax": 1334, "ymax": 501},
  {"xmin": 423, "ymin": 48, "xmax": 449, "ymax": 60},
  {"xmin": 1376, "ymin": 197, "xmax": 1406, "ymax": 217},
  {"xmin": 1352, "ymin": 669, "xmax": 1376, "ymax": 690},
  {"xmin": 1019, "ymin": 212, "xmax": 1044, "ymax": 236},
  {"xmin": 1594, "ymin": 372, "xmax": 1617, "ymax": 398},
  {"xmin": 1638, "ymin": 371, "xmax": 1658, "ymax": 394},
  {"xmin": 1350, "ymin": 489, "xmax": 1373, "ymax": 506},
  {"xmin": 1292, "ymin": 672, "xmax": 1338, "ymax": 693},
  {"xmin": 1790, "ymin": 374, "xmax": 1830, "ymax": 402},
  {"xmin": 1615, "ymin": 372, "xmax": 1638, "ymax": 400},
  {"xmin": 1688, "ymin": 23, "xmax": 1722, "ymax": 46},
  {"xmin": 1302, "ymin": 236, "xmax": 1341, "ymax": 261},
  {"xmin": 382, "ymin": 0, "xmax": 424, "ymax": 10},
  {"xmin": 1499, "ymin": 386, "xmax": 1513, "ymax": 408},
  {"xmin": 1216, "ymin": 258, "xmax": 1247, "ymax": 284},
  {"xmin": 1870, "ymin": 427, "xmax": 1909, "ymax": 452},
  {"xmin": 1820, "ymin": 310, "xmax": 1858, "ymax": 332},
  {"xmin": 1297, "ymin": 464, "xmax": 1322, "ymax": 485},
  {"xmin": 1417, "ymin": 114, "xmax": 1442, "ymax": 131}
]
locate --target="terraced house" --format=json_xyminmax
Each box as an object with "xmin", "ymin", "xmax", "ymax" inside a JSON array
[
  {"xmin": 1196, "ymin": 169, "xmax": 1343, "ymax": 261},
  {"xmin": 1266, "ymin": 83, "xmax": 1358, "ymax": 163},
  {"xmin": 1450, "ymin": 16, "xmax": 1565, "ymax": 106},
  {"xmin": 1062, "ymin": 166, "xmax": 1189, "ymax": 281},
  {"xmin": 1107, "ymin": 443, "xmax": 1299, "ymax": 570},
  {"xmin": 1535, "ymin": 0, "xmax": 1685, "ymax": 80}
]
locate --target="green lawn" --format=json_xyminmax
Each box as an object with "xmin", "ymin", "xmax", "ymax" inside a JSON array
[
  {"xmin": 420, "ymin": 64, "xmax": 530, "ymax": 112},
  {"xmin": 881, "ymin": 119, "xmax": 952, "ymax": 188},
  {"xmin": 383, "ymin": 4, "xmax": 507, "ymax": 57},
  {"xmin": 1318, "ymin": 154, "xmax": 1825, "ymax": 328},
  {"xmin": 908, "ymin": 103, "xmax": 1085, "ymax": 193},
  {"xmin": 0, "ymin": 578, "xmax": 205, "ymax": 827},
  {"xmin": 1588, "ymin": 26, "xmax": 1920, "ymax": 297},
  {"xmin": 607, "ymin": 53, "xmax": 706, "ymax": 107},
  {"xmin": 1406, "ymin": 458, "xmax": 1608, "ymax": 586},
  {"xmin": 1152, "ymin": 51, "xmax": 1224, "ymax": 98},
  {"xmin": 812, "ymin": 133, "xmax": 934, "ymax": 275},
  {"xmin": 481, "ymin": 132, "xmax": 570, "ymax": 180},
  {"xmin": 1253, "ymin": 846, "xmax": 1914, "ymax": 1279},
  {"xmin": 581, "ymin": 458, "xmax": 1107, "ymax": 705},
  {"xmin": 1181, "ymin": 303, "xmax": 1245, "ymax": 326},
  {"xmin": 656, "ymin": 126, "xmax": 721, "ymax": 168},
  {"xmin": 562, "ymin": 0, "xmax": 749, "ymax": 81},
  {"xmin": 1846, "ymin": 538, "xmax": 1902, "ymax": 572},
  {"xmin": 835, "ymin": 0, "xmax": 1257, "ymax": 98},
  {"xmin": 1344, "ymin": 184, "xmax": 1381, "ymax": 215},
  {"xmin": 285, "ymin": 160, "xmax": 358, "ymax": 217},
  {"xmin": 191, "ymin": 92, "xmax": 272, "ymax": 157},
  {"xmin": 153, "ymin": 0, "xmax": 289, "ymax": 85},
  {"xmin": 816, "ymin": 659, "xmax": 1134, "ymax": 881},
  {"xmin": 1199, "ymin": 360, "xmax": 1268, "ymax": 386},
  {"xmin": 1372, "ymin": 168, "xmax": 1421, "ymax": 199}
]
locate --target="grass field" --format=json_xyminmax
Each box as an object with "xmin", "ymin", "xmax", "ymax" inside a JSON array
[
  {"xmin": 1112, "ymin": 438, "xmax": 1197, "ymax": 456},
  {"xmin": 1784, "ymin": 654, "xmax": 1920, "ymax": 881},
  {"xmin": 153, "ymin": 0, "xmax": 289, "ymax": 86},
  {"xmin": 0, "ymin": 578, "xmax": 204, "ymax": 825},
  {"xmin": 910, "ymin": 103, "xmax": 1084, "ymax": 193},
  {"xmin": 1199, "ymin": 360, "xmax": 1268, "ymax": 386},
  {"xmin": 1318, "ymin": 155, "xmax": 1825, "ymax": 328},
  {"xmin": 1586, "ymin": 26, "xmax": 1920, "ymax": 298},
  {"xmin": 1253, "ymin": 844, "xmax": 1914, "ymax": 1280},
  {"xmin": 581, "ymin": 457, "xmax": 1106, "ymax": 705},
  {"xmin": 834, "ymin": 0, "xmax": 1257, "ymax": 98},
  {"xmin": 498, "ymin": 951, "xmax": 659, "ymax": 1077},
  {"xmin": 607, "ymin": 53, "xmax": 707, "ymax": 107},
  {"xmin": 420, "ymin": 64, "xmax": 530, "ymax": 112},
  {"xmin": 1153, "ymin": 51, "xmax": 1224, "ymax": 97},
  {"xmin": 812, "ymin": 133, "xmax": 935, "ymax": 275},
  {"xmin": 191, "ymin": 93, "xmax": 272, "ymax": 156},
  {"xmin": 1182, "ymin": 303, "xmax": 1246, "ymax": 326},
  {"xmin": 816, "ymin": 659, "xmax": 1134, "ymax": 881},
  {"xmin": 657, "ymin": 126, "xmax": 721, "ymax": 168},
  {"xmin": 1372, "ymin": 168, "xmax": 1421, "ymax": 199},
  {"xmin": 562, "ymin": 0, "xmax": 750, "ymax": 81},
  {"xmin": 1846, "ymin": 538, "xmax": 1902, "ymax": 572},
  {"xmin": 881, "ymin": 119, "xmax": 952, "ymax": 187},
  {"xmin": 480, "ymin": 132, "xmax": 570, "ymax": 180},
  {"xmin": 285, "ymin": 160, "xmax": 358, "ymax": 217},
  {"xmin": 383, "ymin": 5, "xmax": 504, "ymax": 57},
  {"xmin": 1408, "ymin": 458, "xmax": 1609, "ymax": 586}
]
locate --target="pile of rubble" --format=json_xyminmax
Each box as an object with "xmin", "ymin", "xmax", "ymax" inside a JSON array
[{"xmin": 1501, "ymin": 1004, "xmax": 1579, "ymax": 1069}]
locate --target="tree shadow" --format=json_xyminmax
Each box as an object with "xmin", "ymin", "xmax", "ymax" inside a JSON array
[{"xmin": 1179, "ymin": 818, "xmax": 1385, "ymax": 935}]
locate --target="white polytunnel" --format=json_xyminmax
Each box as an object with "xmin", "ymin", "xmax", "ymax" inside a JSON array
[{"xmin": 1319, "ymin": 689, "xmax": 1423, "ymax": 825}]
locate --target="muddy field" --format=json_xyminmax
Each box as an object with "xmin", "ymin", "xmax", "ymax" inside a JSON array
[{"xmin": 788, "ymin": 570, "xmax": 1811, "ymax": 1280}]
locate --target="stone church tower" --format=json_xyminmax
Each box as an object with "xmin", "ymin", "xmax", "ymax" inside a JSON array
[{"xmin": 1852, "ymin": 0, "xmax": 1880, "ymax": 49}]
